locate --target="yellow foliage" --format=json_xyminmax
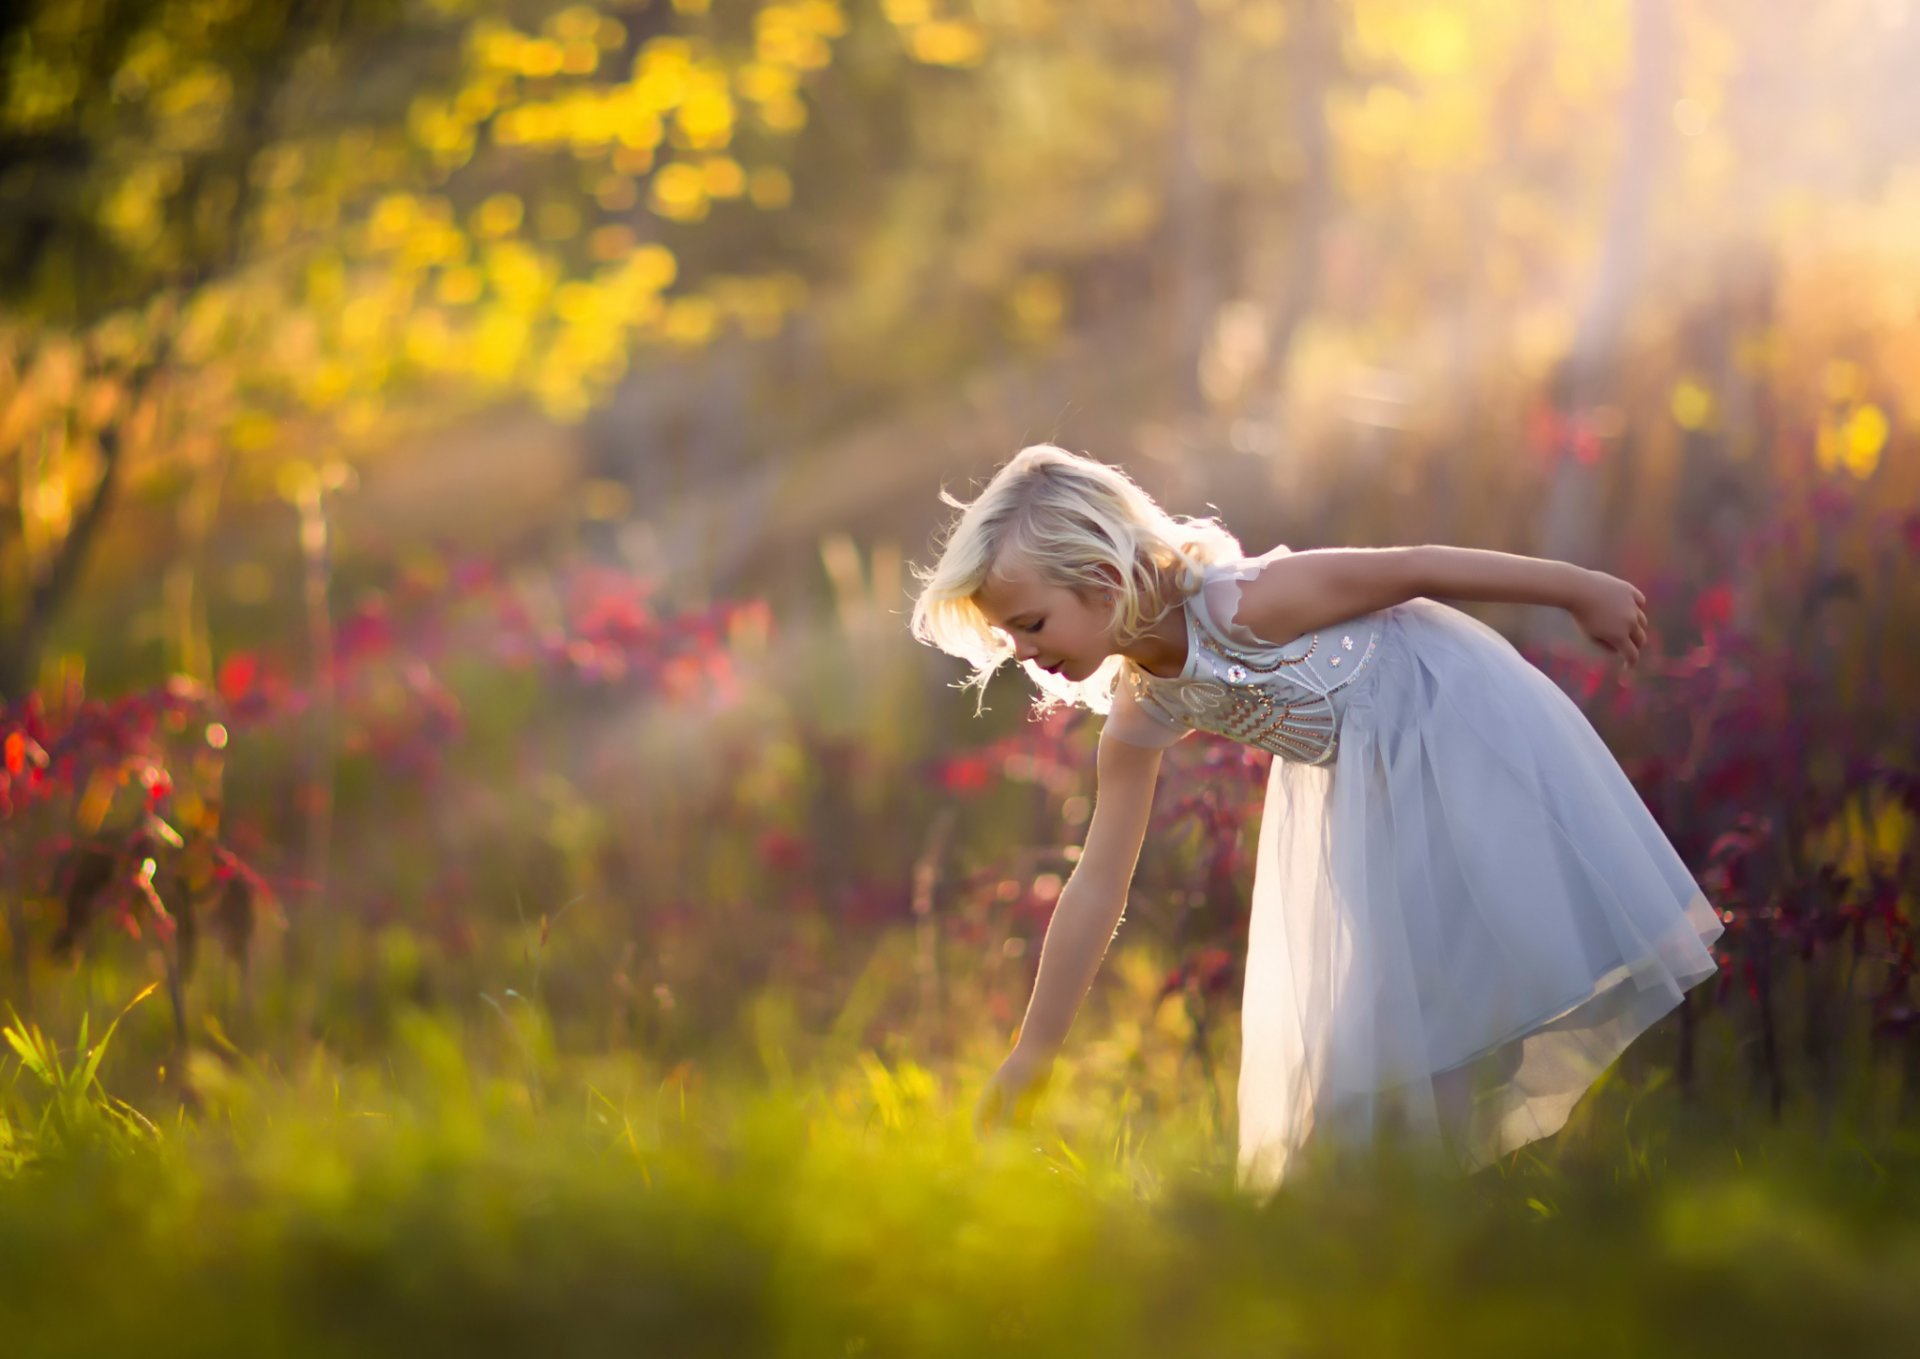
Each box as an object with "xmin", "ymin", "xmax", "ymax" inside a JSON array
[
  {"xmin": 677, "ymin": 82, "xmax": 736, "ymax": 149},
  {"xmin": 701, "ymin": 157, "xmax": 746, "ymax": 199},
  {"xmin": 1817, "ymin": 404, "xmax": 1888, "ymax": 479},
  {"xmin": 1009, "ymin": 273, "xmax": 1065, "ymax": 342},
  {"xmin": 594, "ymin": 175, "xmax": 639, "ymax": 212},
  {"xmin": 340, "ymin": 296, "xmax": 390, "ymax": 348},
  {"xmin": 625, "ymin": 244, "xmax": 678, "ymax": 293},
  {"xmin": 405, "ymin": 311, "xmax": 456, "ymax": 368},
  {"xmin": 760, "ymin": 97, "xmax": 808, "ymax": 134},
  {"xmin": 520, "ymin": 40, "xmax": 565, "ymax": 79},
  {"xmin": 554, "ymin": 282, "xmax": 599, "ymax": 326},
  {"xmin": 737, "ymin": 63, "xmax": 799, "ymax": 106},
  {"xmin": 650, "ymin": 163, "xmax": 709, "ymax": 222},
  {"xmin": 473, "ymin": 309, "xmax": 531, "ymax": 383},
  {"xmin": 910, "ymin": 21, "xmax": 986, "ymax": 68},
  {"xmin": 1808, "ymin": 790, "xmax": 1913, "ymax": 882},
  {"xmin": 1670, "ymin": 378, "xmax": 1715, "ymax": 432},
  {"xmin": 482, "ymin": 240, "xmax": 556, "ymax": 311},
  {"xmin": 588, "ymin": 225, "xmax": 638, "ymax": 262},
  {"xmin": 301, "ymin": 358, "xmax": 354, "ymax": 410},
  {"xmin": 632, "ymin": 40, "xmax": 696, "ymax": 109},
  {"xmin": 306, "ymin": 255, "xmax": 346, "ymax": 308},
  {"xmin": 435, "ymin": 267, "xmax": 483, "ymax": 306},
  {"xmin": 472, "ymin": 193, "xmax": 524, "ymax": 238},
  {"xmin": 661, "ymin": 296, "xmax": 721, "ymax": 347},
  {"xmin": 455, "ymin": 80, "xmax": 501, "ymax": 123}
]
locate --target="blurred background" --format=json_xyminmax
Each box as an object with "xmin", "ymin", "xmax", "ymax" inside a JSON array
[{"xmin": 2, "ymin": 2, "xmax": 1920, "ymax": 1350}]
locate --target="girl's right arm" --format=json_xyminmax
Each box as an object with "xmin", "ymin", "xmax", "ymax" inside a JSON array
[{"xmin": 1004, "ymin": 726, "xmax": 1164, "ymax": 1062}]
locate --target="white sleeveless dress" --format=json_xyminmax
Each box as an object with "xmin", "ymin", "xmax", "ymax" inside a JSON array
[{"xmin": 1104, "ymin": 547, "xmax": 1725, "ymax": 1198}]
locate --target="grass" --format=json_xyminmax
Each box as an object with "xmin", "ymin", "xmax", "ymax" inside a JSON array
[{"xmin": 5, "ymin": 991, "xmax": 1920, "ymax": 1358}]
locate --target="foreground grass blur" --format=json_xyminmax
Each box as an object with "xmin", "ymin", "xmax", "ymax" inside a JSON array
[{"xmin": 4, "ymin": 990, "xmax": 1919, "ymax": 1359}]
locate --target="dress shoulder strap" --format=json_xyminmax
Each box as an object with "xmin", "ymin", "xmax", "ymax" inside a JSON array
[{"xmin": 1188, "ymin": 548, "xmax": 1298, "ymax": 656}]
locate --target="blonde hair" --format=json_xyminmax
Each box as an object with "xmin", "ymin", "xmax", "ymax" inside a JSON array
[{"xmin": 908, "ymin": 444, "xmax": 1243, "ymax": 718}]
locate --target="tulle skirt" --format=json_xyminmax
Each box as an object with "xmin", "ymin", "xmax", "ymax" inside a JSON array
[{"xmin": 1236, "ymin": 596, "xmax": 1725, "ymax": 1199}]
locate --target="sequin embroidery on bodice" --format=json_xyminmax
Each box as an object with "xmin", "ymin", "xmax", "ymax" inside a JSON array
[{"xmin": 1126, "ymin": 553, "xmax": 1388, "ymax": 765}]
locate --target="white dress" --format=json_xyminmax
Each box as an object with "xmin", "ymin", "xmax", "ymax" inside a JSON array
[{"xmin": 1104, "ymin": 547, "xmax": 1725, "ymax": 1198}]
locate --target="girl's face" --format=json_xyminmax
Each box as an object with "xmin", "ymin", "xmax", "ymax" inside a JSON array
[{"xmin": 973, "ymin": 555, "xmax": 1117, "ymax": 682}]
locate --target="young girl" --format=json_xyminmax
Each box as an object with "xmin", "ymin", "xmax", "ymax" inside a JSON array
[{"xmin": 909, "ymin": 444, "xmax": 1724, "ymax": 1198}]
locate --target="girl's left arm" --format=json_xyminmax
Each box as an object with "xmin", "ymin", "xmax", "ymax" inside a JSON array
[
  {"xmin": 1236, "ymin": 544, "xmax": 1595, "ymax": 642},
  {"xmin": 1411, "ymin": 545, "xmax": 1594, "ymax": 610}
]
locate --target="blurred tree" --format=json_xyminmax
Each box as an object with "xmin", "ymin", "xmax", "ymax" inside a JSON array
[{"xmin": 0, "ymin": 0, "xmax": 839, "ymax": 701}]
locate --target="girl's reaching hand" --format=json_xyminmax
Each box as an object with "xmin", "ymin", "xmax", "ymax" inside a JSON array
[
  {"xmin": 1570, "ymin": 569, "xmax": 1649, "ymax": 669},
  {"xmin": 974, "ymin": 1047, "xmax": 1056, "ymax": 1138}
]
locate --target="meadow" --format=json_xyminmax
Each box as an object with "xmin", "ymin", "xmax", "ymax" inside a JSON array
[{"xmin": 6, "ymin": 0, "xmax": 1920, "ymax": 1353}]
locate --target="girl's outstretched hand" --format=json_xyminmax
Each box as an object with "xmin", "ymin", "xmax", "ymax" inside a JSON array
[
  {"xmin": 1571, "ymin": 570, "xmax": 1649, "ymax": 669},
  {"xmin": 974, "ymin": 1047, "xmax": 1056, "ymax": 1138}
]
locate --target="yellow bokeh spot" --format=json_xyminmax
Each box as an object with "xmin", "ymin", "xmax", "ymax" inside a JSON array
[
  {"xmin": 1399, "ymin": 9, "xmax": 1472, "ymax": 77},
  {"xmin": 702, "ymin": 157, "xmax": 746, "ymax": 198},
  {"xmin": 738, "ymin": 63, "xmax": 797, "ymax": 105},
  {"xmin": 1670, "ymin": 378, "xmax": 1714, "ymax": 431},
  {"xmin": 307, "ymin": 255, "xmax": 346, "ymax": 307},
  {"xmin": 802, "ymin": 0, "xmax": 849, "ymax": 36},
  {"xmin": 521, "ymin": 39, "xmax": 565, "ymax": 78},
  {"xmin": 1843, "ymin": 404, "xmax": 1889, "ymax": 478},
  {"xmin": 909, "ymin": 21, "xmax": 985, "ymax": 67},
  {"xmin": 613, "ymin": 144, "xmax": 657, "ymax": 176},
  {"xmin": 550, "ymin": 5, "xmax": 600, "ymax": 40},
  {"xmin": 474, "ymin": 309, "xmax": 531, "ymax": 383},
  {"xmin": 590, "ymin": 225, "xmax": 639, "ymax": 262},
  {"xmin": 340, "ymin": 398, "xmax": 382, "ymax": 437},
  {"xmin": 484, "ymin": 240, "xmax": 557, "ymax": 310},
  {"xmin": 1009, "ymin": 274, "xmax": 1066, "ymax": 340},
  {"xmin": 341, "ymin": 295, "xmax": 389, "ymax": 346},
  {"xmin": 406, "ymin": 311, "xmax": 456, "ymax": 366},
  {"xmin": 661, "ymin": 296, "xmax": 721, "ymax": 347},
  {"xmin": 436, "ymin": 267, "xmax": 484, "ymax": 306},
  {"xmin": 303, "ymin": 359, "xmax": 354, "ymax": 410},
  {"xmin": 650, "ymin": 162, "xmax": 709, "ymax": 220},
  {"xmin": 595, "ymin": 175, "xmax": 640, "ymax": 212},
  {"xmin": 883, "ymin": 0, "xmax": 932, "ymax": 23},
  {"xmin": 626, "ymin": 244, "xmax": 678, "ymax": 291},
  {"xmin": 761, "ymin": 97, "xmax": 808, "ymax": 133},
  {"xmin": 473, "ymin": 193, "xmax": 524, "ymax": 237},
  {"xmin": 554, "ymin": 282, "xmax": 599, "ymax": 325},
  {"xmin": 748, "ymin": 167, "xmax": 792, "ymax": 209},
  {"xmin": 368, "ymin": 193, "xmax": 417, "ymax": 244},
  {"xmin": 678, "ymin": 85, "xmax": 736, "ymax": 147},
  {"xmin": 672, "ymin": 0, "xmax": 712, "ymax": 13},
  {"xmin": 229, "ymin": 411, "xmax": 278, "ymax": 453},
  {"xmin": 455, "ymin": 81, "xmax": 501, "ymax": 123}
]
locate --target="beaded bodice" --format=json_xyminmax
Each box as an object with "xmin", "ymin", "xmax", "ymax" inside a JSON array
[{"xmin": 1126, "ymin": 554, "xmax": 1389, "ymax": 766}]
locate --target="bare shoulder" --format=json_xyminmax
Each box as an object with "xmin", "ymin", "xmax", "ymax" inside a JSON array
[{"xmin": 1231, "ymin": 546, "xmax": 1425, "ymax": 643}]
